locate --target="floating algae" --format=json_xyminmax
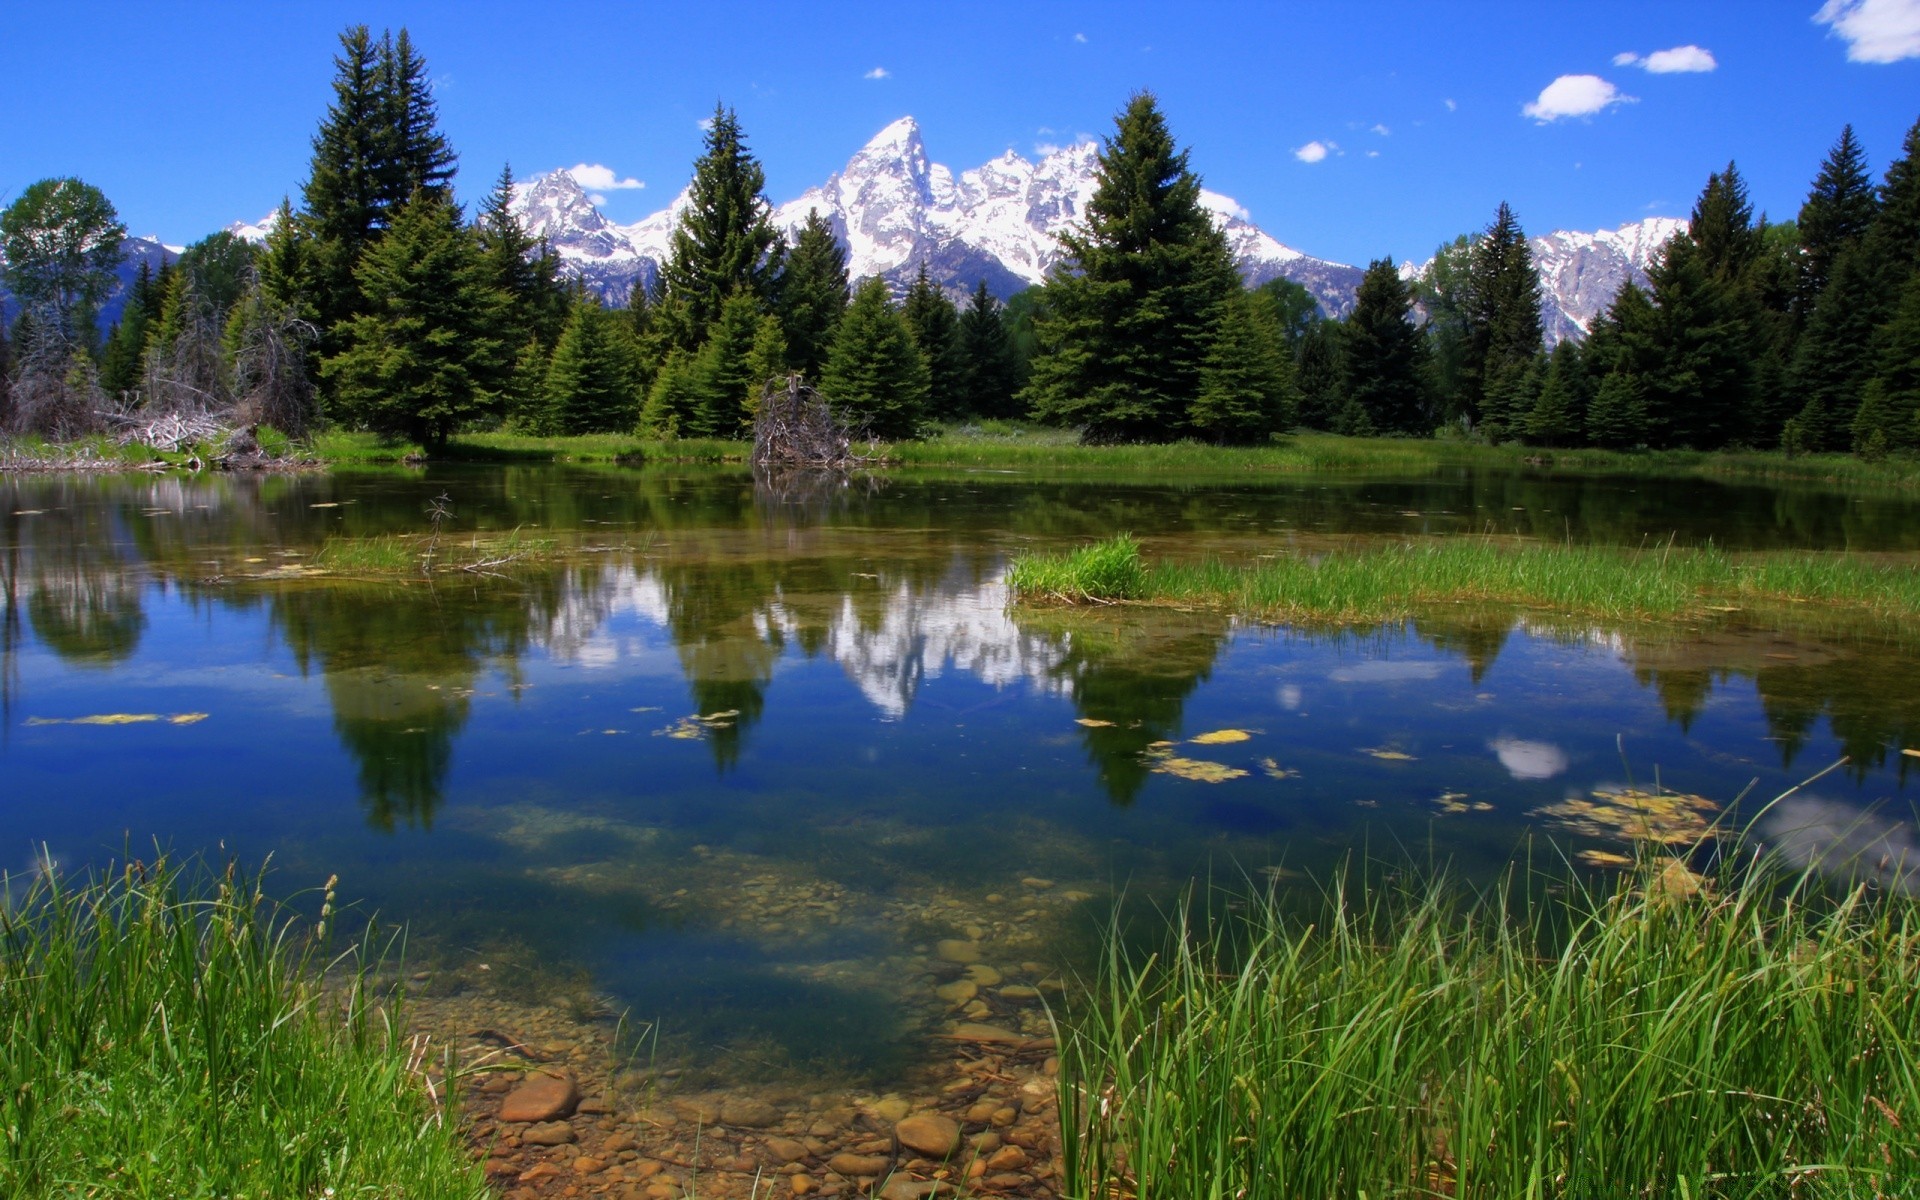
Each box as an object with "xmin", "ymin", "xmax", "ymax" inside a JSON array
[
  {"xmin": 1189, "ymin": 729, "xmax": 1253, "ymax": 745},
  {"xmin": 1531, "ymin": 785, "xmax": 1720, "ymax": 847},
  {"xmin": 26, "ymin": 712, "xmax": 209, "ymax": 727},
  {"xmin": 1143, "ymin": 742, "xmax": 1248, "ymax": 783}
]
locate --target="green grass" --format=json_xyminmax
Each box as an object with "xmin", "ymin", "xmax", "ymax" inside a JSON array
[
  {"xmin": 1008, "ymin": 534, "xmax": 1920, "ymax": 627},
  {"xmin": 310, "ymin": 529, "xmax": 562, "ymax": 576},
  {"xmin": 1056, "ymin": 854, "xmax": 1920, "ymax": 1199},
  {"xmin": 311, "ymin": 429, "xmax": 748, "ymax": 465},
  {"xmin": 886, "ymin": 425, "xmax": 1920, "ymax": 488},
  {"xmin": 0, "ymin": 855, "xmax": 485, "ymax": 1199}
]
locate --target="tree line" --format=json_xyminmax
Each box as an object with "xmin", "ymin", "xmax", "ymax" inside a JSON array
[{"xmin": 2, "ymin": 24, "xmax": 1915, "ymax": 459}]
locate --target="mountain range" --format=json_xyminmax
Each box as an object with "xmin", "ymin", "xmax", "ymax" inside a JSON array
[{"xmin": 501, "ymin": 116, "xmax": 1681, "ymax": 344}]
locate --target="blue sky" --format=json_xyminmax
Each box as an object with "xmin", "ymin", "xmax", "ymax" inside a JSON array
[{"xmin": 2, "ymin": 1, "xmax": 1916, "ymax": 266}]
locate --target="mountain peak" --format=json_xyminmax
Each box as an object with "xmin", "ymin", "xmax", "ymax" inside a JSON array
[{"xmin": 863, "ymin": 116, "xmax": 923, "ymax": 152}]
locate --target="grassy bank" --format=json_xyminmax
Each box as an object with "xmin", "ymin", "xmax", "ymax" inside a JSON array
[
  {"xmin": 302, "ymin": 425, "xmax": 1920, "ymax": 490},
  {"xmin": 0, "ymin": 856, "xmax": 484, "ymax": 1199},
  {"xmin": 1008, "ymin": 534, "xmax": 1920, "ymax": 626},
  {"xmin": 1057, "ymin": 856, "xmax": 1920, "ymax": 1198}
]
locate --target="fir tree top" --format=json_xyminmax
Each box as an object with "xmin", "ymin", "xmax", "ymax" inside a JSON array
[
  {"xmin": 1797, "ymin": 125, "xmax": 1878, "ymax": 305},
  {"xmin": 661, "ymin": 104, "xmax": 785, "ymax": 349}
]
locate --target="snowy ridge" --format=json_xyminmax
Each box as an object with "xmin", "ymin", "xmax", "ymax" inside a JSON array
[
  {"xmin": 1529, "ymin": 217, "xmax": 1687, "ymax": 342},
  {"xmin": 498, "ymin": 116, "xmax": 1362, "ymax": 315}
]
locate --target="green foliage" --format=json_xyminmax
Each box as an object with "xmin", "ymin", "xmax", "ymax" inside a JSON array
[
  {"xmin": 903, "ymin": 265, "xmax": 967, "ymax": 420},
  {"xmin": 777, "ymin": 208, "xmax": 848, "ymax": 379},
  {"xmin": 659, "ymin": 105, "xmax": 784, "ymax": 350},
  {"xmin": 1855, "ymin": 272, "xmax": 1920, "ymax": 452},
  {"xmin": 1292, "ymin": 320, "xmax": 1344, "ymax": 431},
  {"xmin": 958, "ymin": 280, "xmax": 1022, "ymax": 418},
  {"xmin": 0, "ymin": 177, "xmax": 125, "ymax": 335},
  {"xmin": 1647, "ymin": 232, "xmax": 1756, "ymax": 449},
  {"xmin": 1341, "ymin": 259, "xmax": 1431, "ymax": 435},
  {"xmin": 687, "ymin": 289, "xmax": 765, "ymax": 438},
  {"xmin": 477, "ymin": 163, "xmax": 569, "ymax": 356},
  {"xmin": 1412, "ymin": 233, "xmax": 1475, "ymax": 421},
  {"xmin": 1527, "ymin": 339, "xmax": 1588, "ymax": 446},
  {"xmin": 176, "ymin": 230, "xmax": 257, "ymax": 326},
  {"xmin": 1463, "ymin": 202, "xmax": 1544, "ymax": 439},
  {"xmin": 1189, "ymin": 288, "xmax": 1296, "ymax": 443},
  {"xmin": 321, "ymin": 192, "xmax": 507, "ymax": 447},
  {"xmin": 1793, "ymin": 245, "xmax": 1887, "ymax": 452},
  {"xmin": 820, "ymin": 276, "xmax": 928, "ymax": 439},
  {"xmin": 1057, "ymin": 863, "xmax": 1920, "ymax": 1199},
  {"xmin": 542, "ymin": 298, "xmax": 639, "ymax": 435},
  {"xmin": 0, "ymin": 857, "xmax": 486, "ymax": 1199},
  {"xmin": 1795, "ymin": 124, "xmax": 1878, "ymax": 316},
  {"xmin": 1005, "ymin": 534, "xmax": 1148, "ymax": 602},
  {"xmin": 1251, "ymin": 277, "xmax": 1320, "ymax": 350},
  {"xmin": 1024, "ymin": 92, "xmax": 1239, "ymax": 442}
]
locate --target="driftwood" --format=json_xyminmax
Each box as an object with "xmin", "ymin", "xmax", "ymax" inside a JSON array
[{"xmin": 751, "ymin": 374, "xmax": 875, "ymax": 469}]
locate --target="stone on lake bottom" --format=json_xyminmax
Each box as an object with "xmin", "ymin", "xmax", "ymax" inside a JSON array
[
  {"xmin": 894, "ymin": 1112, "xmax": 961, "ymax": 1158},
  {"xmin": 721, "ymin": 1095, "xmax": 781, "ymax": 1128},
  {"xmin": 520, "ymin": 1120, "xmax": 577, "ymax": 1146},
  {"xmin": 827, "ymin": 1152, "xmax": 890, "ymax": 1176},
  {"xmin": 498, "ymin": 1070, "xmax": 580, "ymax": 1123},
  {"xmin": 935, "ymin": 939, "xmax": 981, "ymax": 964}
]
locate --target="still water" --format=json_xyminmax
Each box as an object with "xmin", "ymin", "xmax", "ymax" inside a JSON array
[{"xmin": 3, "ymin": 464, "xmax": 1916, "ymax": 1084}]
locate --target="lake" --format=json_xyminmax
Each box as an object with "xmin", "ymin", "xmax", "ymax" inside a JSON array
[{"xmin": 4, "ymin": 463, "xmax": 1916, "ymax": 1094}]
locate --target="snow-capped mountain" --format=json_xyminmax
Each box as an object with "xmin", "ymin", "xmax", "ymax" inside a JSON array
[
  {"xmin": 503, "ymin": 117, "xmax": 1365, "ymax": 317},
  {"xmin": 0, "ymin": 236, "xmax": 176, "ymax": 329},
  {"xmin": 1529, "ymin": 217, "xmax": 1686, "ymax": 342}
]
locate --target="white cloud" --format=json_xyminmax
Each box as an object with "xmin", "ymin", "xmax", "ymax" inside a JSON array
[
  {"xmin": 1367, "ymin": 149, "xmax": 1381, "ymax": 158},
  {"xmin": 1199, "ymin": 189, "xmax": 1250, "ymax": 221},
  {"xmin": 1293, "ymin": 139, "xmax": 1333, "ymax": 163},
  {"xmin": 1523, "ymin": 74, "xmax": 1634, "ymax": 121},
  {"xmin": 1444, "ymin": 97, "xmax": 1457, "ymax": 112},
  {"xmin": 864, "ymin": 66, "xmax": 890, "ymax": 79},
  {"xmin": 1034, "ymin": 142, "xmax": 1062, "ymax": 157},
  {"xmin": 1815, "ymin": 0, "xmax": 1920, "ymax": 62},
  {"xmin": 1489, "ymin": 738, "xmax": 1569, "ymax": 781},
  {"xmin": 588, "ymin": 193, "xmax": 607, "ymax": 206},
  {"xmin": 1371, "ymin": 123, "xmax": 1390, "ymax": 136},
  {"xmin": 1643, "ymin": 44, "xmax": 1718, "ymax": 72},
  {"xmin": 1612, "ymin": 50, "xmax": 1641, "ymax": 66},
  {"xmin": 697, "ymin": 116, "xmax": 715, "ymax": 132},
  {"xmin": 1074, "ymin": 31, "xmax": 1088, "ymax": 43},
  {"xmin": 566, "ymin": 163, "xmax": 645, "ymax": 191}
]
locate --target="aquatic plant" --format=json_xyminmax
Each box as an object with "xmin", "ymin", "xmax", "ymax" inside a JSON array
[
  {"xmin": 1054, "ymin": 851, "xmax": 1920, "ymax": 1199},
  {"xmin": 1008, "ymin": 534, "xmax": 1920, "ymax": 628},
  {"xmin": 0, "ymin": 854, "xmax": 484, "ymax": 1199}
]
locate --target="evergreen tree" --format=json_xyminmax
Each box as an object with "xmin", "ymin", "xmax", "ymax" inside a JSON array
[
  {"xmin": 640, "ymin": 349, "xmax": 695, "ymax": 437},
  {"xmin": 98, "ymin": 262, "xmax": 155, "ymax": 398},
  {"xmin": 1853, "ymin": 273, "xmax": 1920, "ymax": 453},
  {"xmin": 1795, "ymin": 125, "xmax": 1878, "ymax": 318},
  {"xmin": 1645, "ymin": 234, "xmax": 1751, "ymax": 449},
  {"xmin": 1583, "ymin": 281, "xmax": 1661, "ymax": 448},
  {"xmin": 1292, "ymin": 320, "xmax": 1344, "ymax": 431},
  {"xmin": 321, "ymin": 192, "xmax": 507, "ymax": 447},
  {"xmin": 257, "ymin": 199, "xmax": 313, "ymax": 321},
  {"xmin": 299, "ymin": 26, "xmax": 386, "ymax": 336},
  {"xmin": 1790, "ymin": 246, "xmax": 1885, "ymax": 451},
  {"xmin": 1189, "ymin": 289, "xmax": 1296, "ymax": 443},
  {"xmin": 542, "ymin": 298, "xmax": 638, "ymax": 435},
  {"xmin": 958, "ymin": 281, "xmax": 1020, "ymax": 418},
  {"xmin": 176, "ymin": 230, "xmax": 256, "ymax": 328},
  {"xmin": 659, "ymin": 105, "xmax": 785, "ymax": 350},
  {"xmin": 682, "ymin": 289, "xmax": 765, "ymax": 438},
  {"xmin": 1872, "ymin": 117, "xmax": 1920, "ymax": 281},
  {"xmin": 1252, "ymin": 277, "xmax": 1320, "ymax": 351},
  {"xmin": 373, "ymin": 29, "xmax": 457, "ymax": 218},
  {"xmin": 1462, "ymin": 202, "xmax": 1544, "ymax": 439},
  {"xmin": 478, "ymin": 165, "xmax": 568, "ymax": 345},
  {"xmin": 821, "ymin": 276, "xmax": 928, "ymax": 439},
  {"xmin": 1412, "ymin": 234, "xmax": 1475, "ymax": 423},
  {"xmin": 1340, "ymin": 259, "xmax": 1430, "ymax": 435},
  {"xmin": 1526, "ymin": 340, "xmax": 1587, "ymax": 446},
  {"xmin": 1689, "ymin": 163, "xmax": 1762, "ymax": 281},
  {"xmin": 778, "ymin": 209, "xmax": 848, "ymax": 379},
  {"xmin": 1024, "ymin": 92, "xmax": 1239, "ymax": 442},
  {"xmin": 903, "ymin": 265, "xmax": 966, "ymax": 421}
]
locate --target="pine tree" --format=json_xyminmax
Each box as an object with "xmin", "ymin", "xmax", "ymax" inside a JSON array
[
  {"xmin": 1189, "ymin": 289, "xmax": 1295, "ymax": 443},
  {"xmin": 903, "ymin": 265, "xmax": 966, "ymax": 421},
  {"xmin": 543, "ymin": 298, "xmax": 638, "ymax": 435},
  {"xmin": 1790, "ymin": 246, "xmax": 1885, "ymax": 451},
  {"xmin": 1645, "ymin": 234, "xmax": 1750, "ymax": 449},
  {"xmin": 1853, "ymin": 273, "xmax": 1920, "ymax": 453},
  {"xmin": 1462, "ymin": 202, "xmax": 1544, "ymax": 439},
  {"xmin": 640, "ymin": 349, "xmax": 694, "ymax": 437},
  {"xmin": 1292, "ymin": 321, "xmax": 1344, "ymax": 431},
  {"xmin": 373, "ymin": 29, "xmax": 457, "ymax": 219},
  {"xmin": 1526, "ymin": 340, "xmax": 1587, "ymax": 446},
  {"xmin": 778, "ymin": 209, "xmax": 848, "ymax": 379},
  {"xmin": 958, "ymin": 281, "xmax": 1020, "ymax": 418},
  {"xmin": 821, "ymin": 276, "xmax": 928, "ymax": 439},
  {"xmin": 1413, "ymin": 233, "xmax": 1475, "ymax": 423},
  {"xmin": 1583, "ymin": 281, "xmax": 1662, "ymax": 448},
  {"xmin": 300, "ymin": 26, "xmax": 386, "ymax": 335},
  {"xmin": 1024, "ymin": 92, "xmax": 1239, "ymax": 442},
  {"xmin": 477, "ymin": 164, "xmax": 569, "ymax": 360},
  {"xmin": 1873, "ymin": 117, "xmax": 1920, "ymax": 281},
  {"xmin": 257, "ymin": 199, "xmax": 313, "ymax": 322},
  {"xmin": 746, "ymin": 314, "xmax": 788, "ymax": 399},
  {"xmin": 659, "ymin": 105, "xmax": 785, "ymax": 350},
  {"xmin": 1340, "ymin": 259, "xmax": 1430, "ymax": 435},
  {"xmin": 1795, "ymin": 125, "xmax": 1878, "ymax": 319},
  {"xmin": 98, "ymin": 266, "xmax": 153, "ymax": 399},
  {"xmin": 321, "ymin": 192, "xmax": 507, "ymax": 447},
  {"xmin": 683, "ymin": 289, "xmax": 766, "ymax": 438},
  {"xmin": 1688, "ymin": 163, "xmax": 1762, "ymax": 281}
]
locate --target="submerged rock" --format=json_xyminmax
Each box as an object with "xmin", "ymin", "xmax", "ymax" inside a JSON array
[
  {"xmin": 498, "ymin": 1070, "xmax": 580, "ymax": 1122},
  {"xmin": 894, "ymin": 1112, "xmax": 961, "ymax": 1158}
]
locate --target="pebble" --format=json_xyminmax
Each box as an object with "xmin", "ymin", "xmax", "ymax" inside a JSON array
[
  {"xmin": 827, "ymin": 1152, "xmax": 890, "ymax": 1176},
  {"xmin": 962, "ymin": 964, "xmax": 1002, "ymax": 987},
  {"xmin": 934, "ymin": 939, "xmax": 981, "ymax": 964},
  {"xmin": 933, "ymin": 980, "xmax": 977, "ymax": 1005},
  {"xmin": 498, "ymin": 1070, "xmax": 581, "ymax": 1123},
  {"xmin": 789, "ymin": 1176, "xmax": 817, "ymax": 1196},
  {"xmin": 998, "ymin": 985, "xmax": 1040, "ymax": 1004},
  {"xmin": 986, "ymin": 1145, "xmax": 1029, "ymax": 1171},
  {"xmin": 572, "ymin": 1156, "xmax": 607, "ymax": 1174},
  {"xmin": 894, "ymin": 1113, "xmax": 961, "ymax": 1158},
  {"xmin": 721, "ymin": 1096, "xmax": 781, "ymax": 1128},
  {"xmin": 871, "ymin": 1097, "xmax": 912, "ymax": 1122},
  {"xmin": 521, "ymin": 1121, "xmax": 578, "ymax": 1146},
  {"xmin": 763, "ymin": 1136, "xmax": 810, "ymax": 1163},
  {"xmin": 1020, "ymin": 877, "xmax": 1054, "ymax": 890}
]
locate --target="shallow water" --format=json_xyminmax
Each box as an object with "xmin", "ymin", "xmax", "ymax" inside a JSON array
[{"xmin": 4, "ymin": 463, "xmax": 1917, "ymax": 1086}]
